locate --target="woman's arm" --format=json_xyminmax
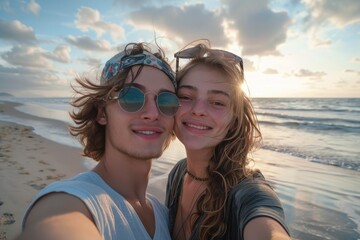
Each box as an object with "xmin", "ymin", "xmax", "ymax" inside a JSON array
[{"xmin": 244, "ymin": 217, "xmax": 291, "ymax": 240}]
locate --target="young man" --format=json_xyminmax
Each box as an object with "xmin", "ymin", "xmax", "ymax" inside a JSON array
[{"xmin": 19, "ymin": 43, "xmax": 180, "ymax": 240}]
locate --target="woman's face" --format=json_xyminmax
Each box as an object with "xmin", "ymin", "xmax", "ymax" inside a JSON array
[{"xmin": 175, "ymin": 65, "xmax": 233, "ymax": 152}]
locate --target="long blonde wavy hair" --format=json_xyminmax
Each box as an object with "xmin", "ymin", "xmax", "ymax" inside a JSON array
[{"xmin": 176, "ymin": 43, "xmax": 262, "ymax": 239}]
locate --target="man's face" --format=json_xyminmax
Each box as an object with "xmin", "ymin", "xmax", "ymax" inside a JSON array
[{"xmin": 102, "ymin": 66, "xmax": 175, "ymax": 160}]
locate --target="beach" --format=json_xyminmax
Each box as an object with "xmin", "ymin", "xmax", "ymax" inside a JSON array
[
  {"xmin": 0, "ymin": 102, "xmax": 86, "ymax": 239},
  {"xmin": 1, "ymin": 99, "xmax": 359, "ymax": 240}
]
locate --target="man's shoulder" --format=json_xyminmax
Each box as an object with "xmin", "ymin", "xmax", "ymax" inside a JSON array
[{"xmin": 21, "ymin": 192, "xmax": 101, "ymax": 240}]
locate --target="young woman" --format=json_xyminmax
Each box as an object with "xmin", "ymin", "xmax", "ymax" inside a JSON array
[{"xmin": 166, "ymin": 42, "xmax": 291, "ymax": 240}]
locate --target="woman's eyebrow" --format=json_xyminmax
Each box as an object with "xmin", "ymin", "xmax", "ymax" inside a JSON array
[
  {"xmin": 208, "ymin": 89, "xmax": 230, "ymax": 98},
  {"xmin": 178, "ymin": 85, "xmax": 196, "ymax": 91},
  {"xmin": 178, "ymin": 85, "xmax": 230, "ymax": 97}
]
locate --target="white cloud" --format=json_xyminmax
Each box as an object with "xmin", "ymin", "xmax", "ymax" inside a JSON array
[
  {"xmin": 126, "ymin": 1, "xmax": 291, "ymax": 56},
  {"xmin": 79, "ymin": 57, "xmax": 102, "ymax": 68},
  {"xmin": 294, "ymin": 68, "xmax": 326, "ymax": 80},
  {"xmin": 75, "ymin": 7, "xmax": 125, "ymax": 40},
  {"xmin": 302, "ymin": 0, "xmax": 360, "ymax": 28},
  {"xmin": 128, "ymin": 4, "xmax": 229, "ymax": 47},
  {"xmin": 263, "ymin": 68, "xmax": 278, "ymax": 74},
  {"xmin": 112, "ymin": 0, "xmax": 148, "ymax": 7},
  {"xmin": 345, "ymin": 69, "xmax": 360, "ymax": 76},
  {"xmin": 299, "ymin": 0, "xmax": 360, "ymax": 48},
  {"xmin": 0, "ymin": 19, "xmax": 37, "ymax": 43},
  {"xmin": 308, "ymin": 28, "xmax": 332, "ymax": 47},
  {"xmin": 27, "ymin": 0, "xmax": 41, "ymax": 15},
  {"xmin": 243, "ymin": 58, "xmax": 256, "ymax": 71},
  {"xmin": 2, "ymin": 45, "xmax": 52, "ymax": 68},
  {"xmin": 0, "ymin": 64, "xmax": 66, "ymax": 97},
  {"xmin": 65, "ymin": 35, "xmax": 112, "ymax": 51},
  {"xmin": 352, "ymin": 57, "xmax": 360, "ymax": 63},
  {"xmin": 222, "ymin": 0, "xmax": 291, "ymax": 55},
  {"xmin": 45, "ymin": 45, "xmax": 71, "ymax": 63}
]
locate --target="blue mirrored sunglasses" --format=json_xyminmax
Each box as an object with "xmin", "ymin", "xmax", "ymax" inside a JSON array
[{"xmin": 109, "ymin": 86, "xmax": 180, "ymax": 116}]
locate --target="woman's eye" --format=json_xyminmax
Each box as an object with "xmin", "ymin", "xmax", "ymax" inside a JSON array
[
  {"xmin": 211, "ymin": 102, "xmax": 225, "ymax": 107},
  {"xmin": 178, "ymin": 95, "xmax": 192, "ymax": 101}
]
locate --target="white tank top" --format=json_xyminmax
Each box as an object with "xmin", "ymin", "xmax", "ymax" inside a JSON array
[{"xmin": 22, "ymin": 171, "xmax": 171, "ymax": 240}]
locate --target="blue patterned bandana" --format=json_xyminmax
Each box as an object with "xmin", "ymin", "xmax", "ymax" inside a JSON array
[{"xmin": 101, "ymin": 50, "xmax": 176, "ymax": 89}]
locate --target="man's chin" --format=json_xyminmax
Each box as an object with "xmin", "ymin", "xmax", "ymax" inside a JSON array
[{"xmin": 130, "ymin": 151, "xmax": 162, "ymax": 160}]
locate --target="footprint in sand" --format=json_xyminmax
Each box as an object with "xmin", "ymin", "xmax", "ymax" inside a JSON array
[
  {"xmin": 0, "ymin": 202, "xmax": 15, "ymax": 226},
  {"xmin": 26, "ymin": 177, "xmax": 46, "ymax": 190},
  {"xmin": 28, "ymin": 183, "xmax": 46, "ymax": 190},
  {"xmin": 0, "ymin": 213, "xmax": 15, "ymax": 225},
  {"xmin": 38, "ymin": 160, "xmax": 49, "ymax": 165},
  {"xmin": 0, "ymin": 231, "xmax": 6, "ymax": 240},
  {"xmin": 17, "ymin": 167, "xmax": 29, "ymax": 175}
]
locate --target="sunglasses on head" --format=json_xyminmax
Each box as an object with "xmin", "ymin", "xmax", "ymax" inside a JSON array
[
  {"xmin": 174, "ymin": 44, "xmax": 243, "ymax": 73},
  {"xmin": 109, "ymin": 86, "xmax": 180, "ymax": 116}
]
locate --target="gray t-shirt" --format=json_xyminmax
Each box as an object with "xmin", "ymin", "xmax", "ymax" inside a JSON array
[{"xmin": 165, "ymin": 159, "xmax": 290, "ymax": 240}]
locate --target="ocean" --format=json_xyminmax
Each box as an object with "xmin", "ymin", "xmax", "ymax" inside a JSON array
[
  {"xmin": 1, "ymin": 96, "xmax": 359, "ymax": 172},
  {"xmin": 253, "ymin": 98, "xmax": 360, "ymax": 171}
]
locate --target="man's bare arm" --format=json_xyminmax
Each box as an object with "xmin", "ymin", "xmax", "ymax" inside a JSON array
[{"xmin": 19, "ymin": 193, "xmax": 102, "ymax": 240}]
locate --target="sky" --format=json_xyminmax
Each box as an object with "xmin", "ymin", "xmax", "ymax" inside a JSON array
[{"xmin": 0, "ymin": 0, "xmax": 359, "ymax": 98}]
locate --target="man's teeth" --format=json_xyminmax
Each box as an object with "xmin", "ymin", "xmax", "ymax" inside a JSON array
[
  {"xmin": 136, "ymin": 131, "xmax": 156, "ymax": 135},
  {"xmin": 187, "ymin": 123, "xmax": 208, "ymax": 130}
]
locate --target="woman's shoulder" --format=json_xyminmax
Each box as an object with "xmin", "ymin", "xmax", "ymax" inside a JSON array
[
  {"xmin": 165, "ymin": 159, "xmax": 187, "ymax": 207},
  {"xmin": 168, "ymin": 158, "xmax": 187, "ymax": 177},
  {"xmin": 225, "ymin": 170, "xmax": 289, "ymax": 238},
  {"xmin": 226, "ymin": 169, "xmax": 283, "ymax": 218},
  {"xmin": 229, "ymin": 169, "xmax": 278, "ymax": 202},
  {"xmin": 174, "ymin": 158, "xmax": 187, "ymax": 169}
]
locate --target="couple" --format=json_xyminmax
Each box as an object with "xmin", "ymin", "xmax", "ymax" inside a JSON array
[{"xmin": 19, "ymin": 41, "xmax": 290, "ymax": 240}]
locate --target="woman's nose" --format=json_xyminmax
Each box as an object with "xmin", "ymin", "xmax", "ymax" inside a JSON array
[{"xmin": 190, "ymin": 99, "xmax": 208, "ymax": 116}]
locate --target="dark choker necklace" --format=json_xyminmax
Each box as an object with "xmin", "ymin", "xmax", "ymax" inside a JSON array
[{"xmin": 186, "ymin": 169, "xmax": 209, "ymax": 182}]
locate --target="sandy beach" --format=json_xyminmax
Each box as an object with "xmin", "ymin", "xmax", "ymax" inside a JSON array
[
  {"xmin": 1, "ymin": 100, "xmax": 359, "ymax": 240},
  {"xmin": 0, "ymin": 102, "xmax": 86, "ymax": 239}
]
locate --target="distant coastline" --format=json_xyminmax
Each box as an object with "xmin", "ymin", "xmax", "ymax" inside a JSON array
[{"xmin": 0, "ymin": 92, "xmax": 14, "ymax": 97}]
